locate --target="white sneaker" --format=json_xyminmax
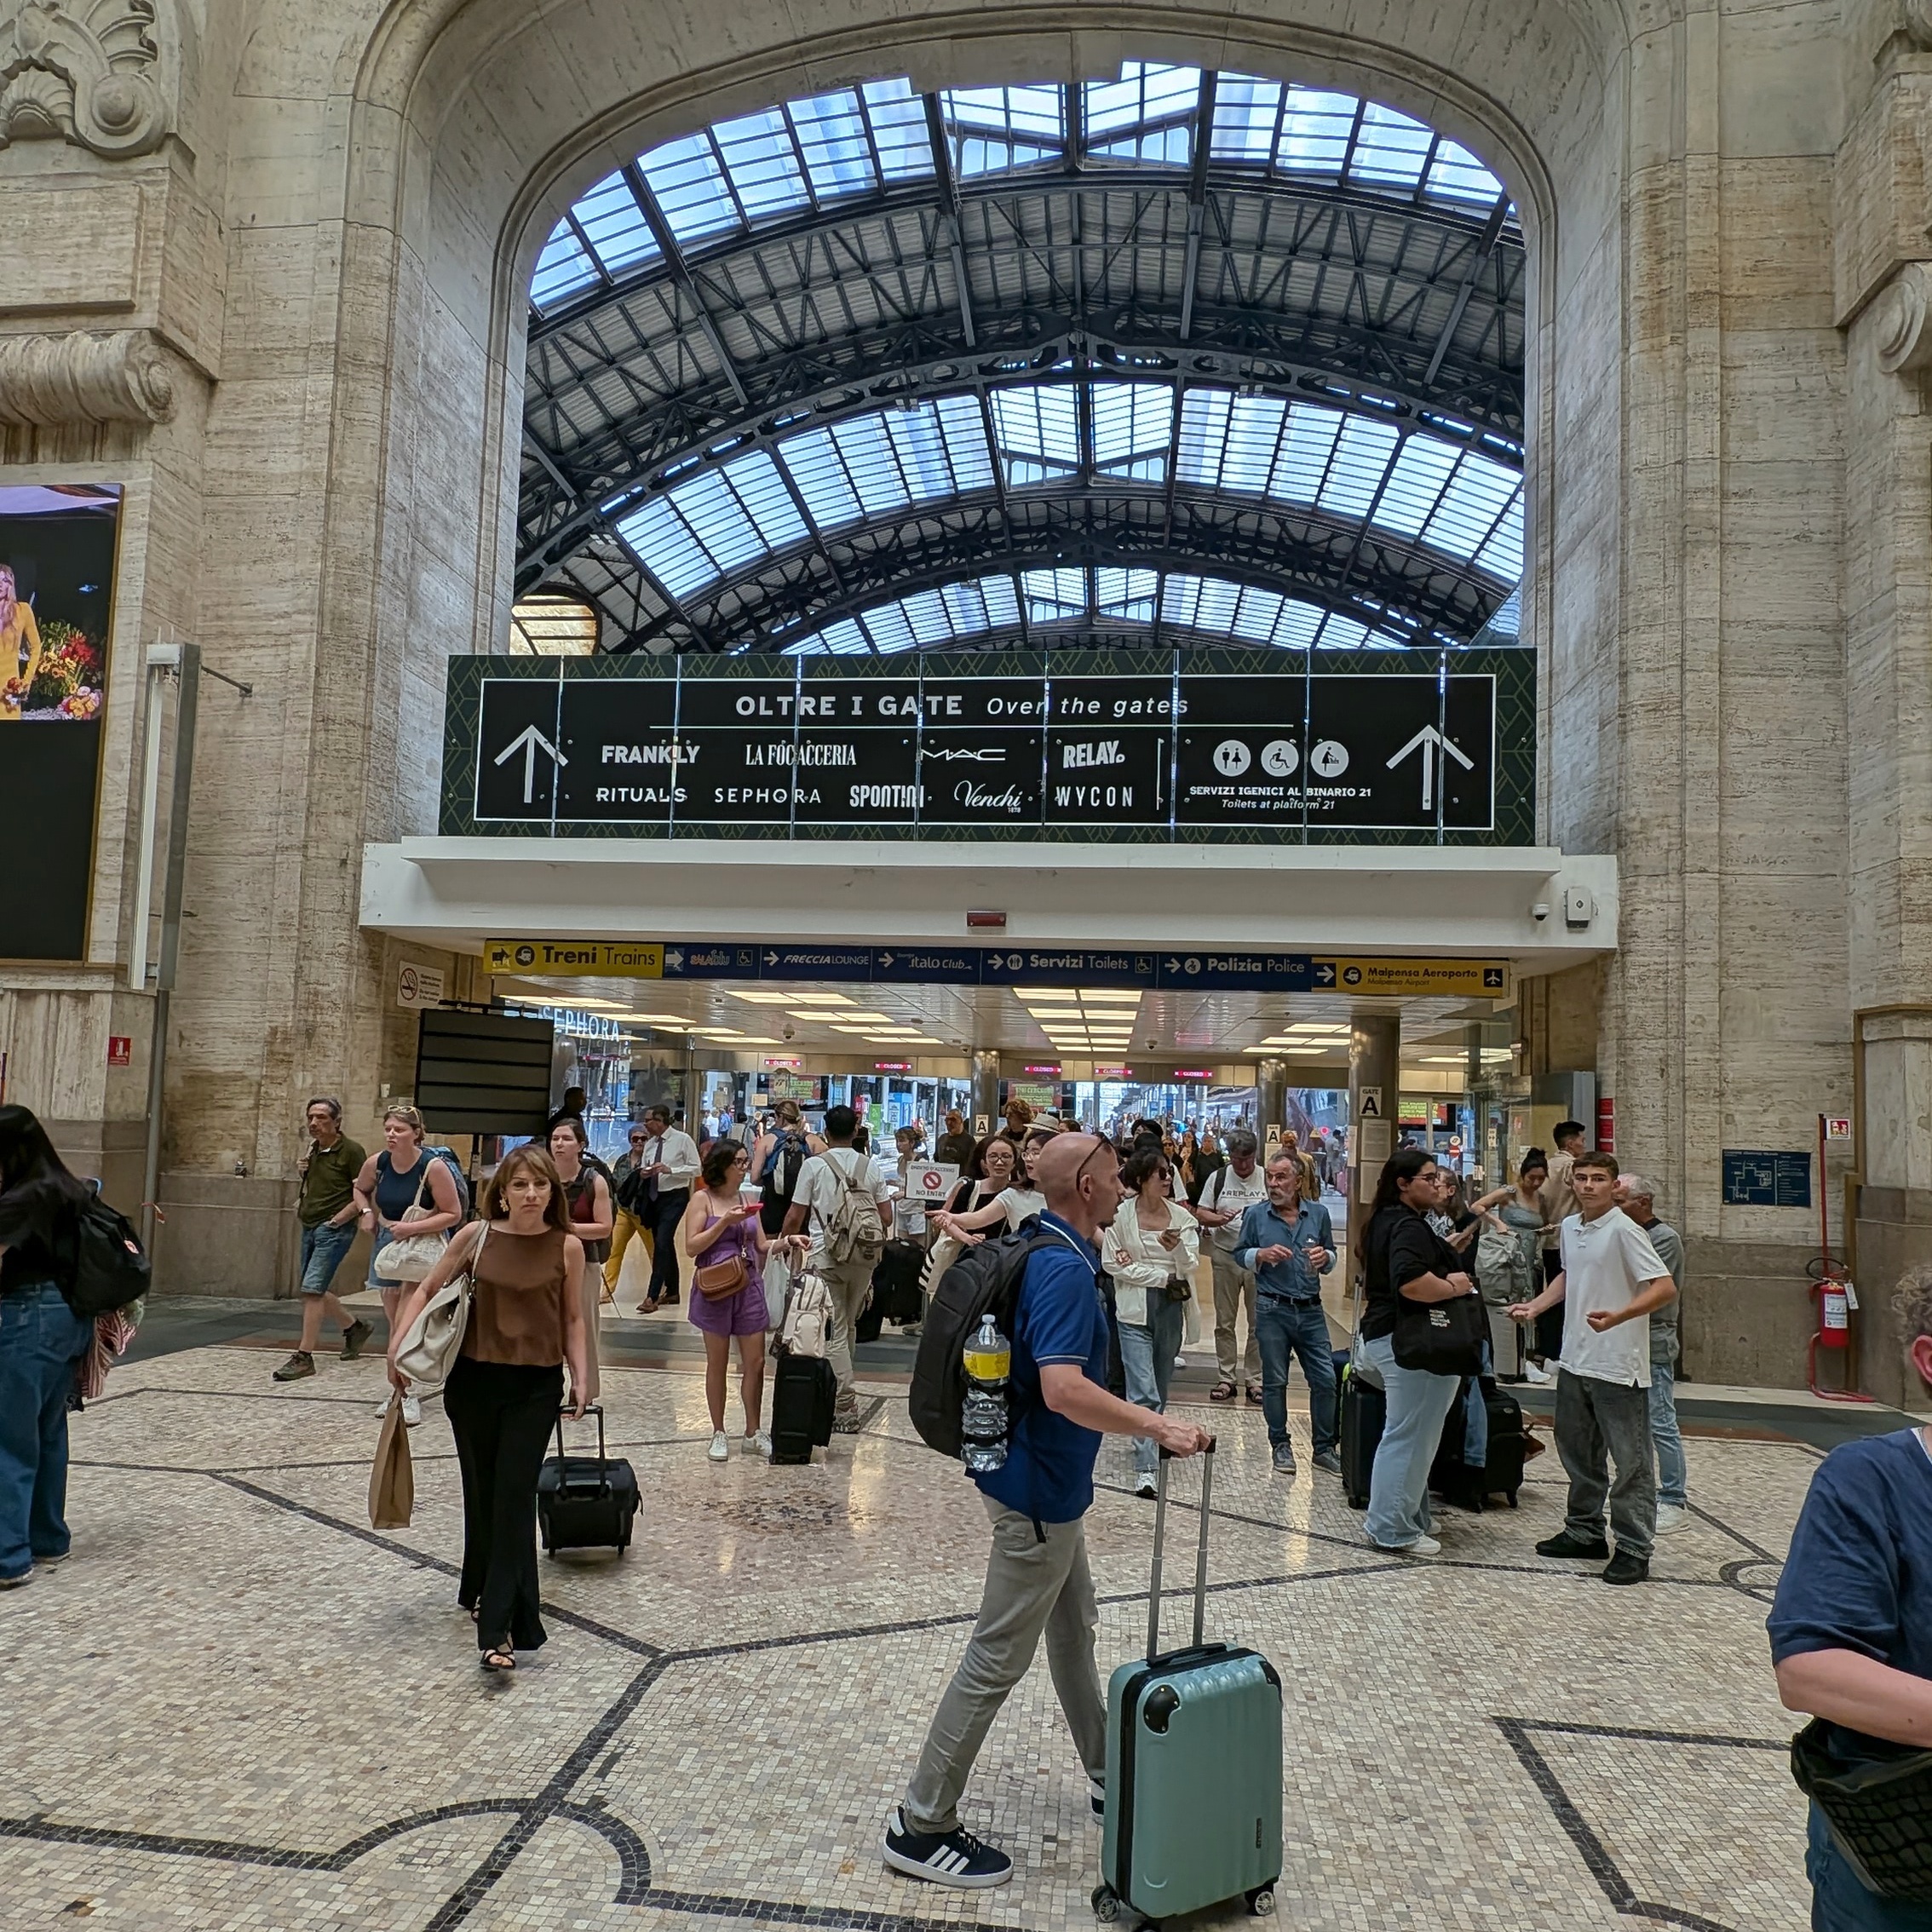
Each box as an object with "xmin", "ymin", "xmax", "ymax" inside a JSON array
[
  {"xmin": 400, "ymin": 1393, "xmax": 423, "ymax": 1428},
  {"xmin": 1654, "ymin": 1503, "xmax": 1691, "ymax": 1535},
  {"xmin": 750, "ymin": 1430, "xmax": 773, "ymax": 1459},
  {"xmin": 1367, "ymin": 1531, "xmax": 1441, "ymax": 1556},
  {"xmin": 708, "ymin": 1431, "xmax": 731, "ymax": 1463},
  {"xmin": 1524, "ymin": 1360, "xmax": 1555, "ymax": 1385},
  {"xmin": 375, "ymin": 1392, "xmax": 393, "ymax": 1418}
]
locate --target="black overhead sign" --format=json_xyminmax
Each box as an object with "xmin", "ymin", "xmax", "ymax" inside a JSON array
[{"xmin": 442, "ymin": 649, "xmax": 1533, "ymax": 844}]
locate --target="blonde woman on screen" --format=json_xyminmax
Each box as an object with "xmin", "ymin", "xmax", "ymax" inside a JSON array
[{"xmin": 0, "ymin": 567, "xmax": 43, "ymax": 718}]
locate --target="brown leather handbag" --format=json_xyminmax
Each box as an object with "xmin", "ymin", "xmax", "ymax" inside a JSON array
[{"xmin": 694, "ymin": 1249, "xmax": 750, "ymax": 1299}]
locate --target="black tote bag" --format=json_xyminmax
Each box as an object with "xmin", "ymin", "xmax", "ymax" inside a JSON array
[{"xmin": 1390, "ymin": 1289, "xmax": 1487, "ymax": 1377}]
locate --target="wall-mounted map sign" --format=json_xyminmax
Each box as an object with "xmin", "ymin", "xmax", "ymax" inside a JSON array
[{"xmin": 441, "ymin": 649, "xmax": 1534, "ymax": 846}]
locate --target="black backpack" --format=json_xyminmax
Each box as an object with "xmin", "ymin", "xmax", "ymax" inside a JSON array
[
  {"xmin": 908, "ymin": 1222, "xmax": 1061, "ymax": 1458},
  {"xmin": 759, "ymin": 1131, "xmax": 809, "ymax": 1211},
  {"xmin": 66, "ymin": 1195, "xmax": 152, "ymax": 1317}
]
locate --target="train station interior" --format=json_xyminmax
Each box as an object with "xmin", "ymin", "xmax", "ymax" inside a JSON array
[{"xmin": 4, "ymin": 2, "xmax": 1932, "ymax": 1929}]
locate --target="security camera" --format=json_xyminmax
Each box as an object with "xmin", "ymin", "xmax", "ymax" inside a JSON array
[
  {"xmin": 782, "ymin": 1023, "xmax": 795, "ymax": 1040},
  {"xmin": 1531, "ymin": 902, "xmax": 1550, "ymax": 922}
]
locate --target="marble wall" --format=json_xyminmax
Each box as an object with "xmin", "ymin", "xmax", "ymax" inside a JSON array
[{"xmin": 0, "ymin": 0, "xmax": 1919, "ymax": 1390}]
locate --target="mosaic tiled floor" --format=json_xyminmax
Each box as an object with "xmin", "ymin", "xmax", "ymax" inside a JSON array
[{"xmin": 0, "ymin": 1345, "xmax": 1816, "ymax": 1931}]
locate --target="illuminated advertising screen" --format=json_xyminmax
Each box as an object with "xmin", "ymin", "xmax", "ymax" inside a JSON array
[{"xmin": 0, "ymin": 484, "xmax": 119, "ymax": 960}]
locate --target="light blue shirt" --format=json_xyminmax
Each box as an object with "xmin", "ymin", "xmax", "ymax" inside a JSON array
[{"xmin": 1234, "ymin": 1198, "xmax": 1337, "ymax": 1301}]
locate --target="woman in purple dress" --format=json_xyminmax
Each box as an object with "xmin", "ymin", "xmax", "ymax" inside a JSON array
[{"xmin": 682, "ymin": 1140, "xmax": 802, "ymax": 1462}]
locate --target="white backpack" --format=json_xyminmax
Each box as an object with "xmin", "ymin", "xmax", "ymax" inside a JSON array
[{"xmin": 779, "ymin": 1268, "xmax": 833, "ymax": 1358}]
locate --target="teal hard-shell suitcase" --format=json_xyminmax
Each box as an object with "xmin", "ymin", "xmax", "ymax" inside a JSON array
[{"xmin": 1097, "ymin": 1445, "xmax": 1283, "ymax": 1929}]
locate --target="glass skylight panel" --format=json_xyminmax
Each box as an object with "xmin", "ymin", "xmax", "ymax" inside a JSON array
[
  {"xmin": 1096, "ymin": 567, "xmax": 1157, "ymax": 621},
  {"xmin": 615, "ymin": 448, "xmax": 807, "ymax": 599},
  {"xmin": 1320, "ymin": 414, "xmax": 1402, "ymax": 519},
  {"xmin": 943, "ymin": 84, "xmax": 1066, "ymax": 177},
  {"xmin": 1418, "ymin": 449, "xmax": 1520, "ymax": 563},
  {"xmin": 1475, "ymin": 504, "xmax": 1525, "ymax": 582},
  {"xmin": 1275, "ymin": 88, "xmax": 1358, "ymax": 180},
  {"xmin": 1091, "ymin": 382, "xmax": 1174, "ymax": 480},
  {"xmin": 569, "ymin": 170, "xmax": 658, "ymax": 277},
  {"xmin": 1426, "ymin": 138, "xmax": 1505, "ymax": 206},
  {"xmin": 638, "ymin": 133, "xmax": 737, "ymax": 245},
  {"xmin": 992, "ymin": 385, "xmax": 1081, "ymax": 486},
  {"xmin": 1208, "ymin": 75, "xmax": 1283, "ymax": 163},
  {"xmin": 795, "ymin": 617, "xmax": 871, "ymax": 656},
  {"xmin": 862, "ymin": 78, "xmax": 934, "ymax": 181},
  {"xmin": 1023, "ymin": 567, "xmax": 1087, "ymax": 623},
  {"xmin": 1084, "ymin": 63, "xmax": 1197, "ymax": 164},
  {"xmin": 790, "ymin": 92, "xmax": 877, "ymax": 204},
  {"xmin": 531, "ymin": 221, "xmax": 599, "ymax": 308},
  {"xmin": 1346, "ymin": 101, "xmax": 1436, "ymax": 193},
  {"xmin": 1372, "ymin": 434, "xmax": 1460, "ymax": 538}
]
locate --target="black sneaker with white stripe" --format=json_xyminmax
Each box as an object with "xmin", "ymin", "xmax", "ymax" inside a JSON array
[{"xmin": 882, "ymin": 1807, "xmax": 1014, "ymax": 1888}]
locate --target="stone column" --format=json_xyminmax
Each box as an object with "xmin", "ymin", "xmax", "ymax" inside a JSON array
[
  {"xmin": 1348, "ymin": 1015, "xmax": 1401, "ymax": 1261},
  {"xmin": 1253, "ymin": 1059, "xmax": 1287, "ymax": 1150},
  {"xmin": 970, "ymin": 1049, "xmax": 1000, "ymax": 1137}
]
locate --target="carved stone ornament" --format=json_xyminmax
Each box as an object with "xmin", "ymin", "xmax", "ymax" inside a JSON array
[
  {"xmin": 1873, "ymin": 262, "xmax": 1932, "ymax": 375},
  {"xmin": 0, "ymin": 329, "xmax": 177, "ymax": 425},
  {"xmin": 0, "ymin": 0, "xmax": 178, "ymax": 158}
]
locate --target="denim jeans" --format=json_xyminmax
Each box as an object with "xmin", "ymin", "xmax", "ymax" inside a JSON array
[
  {"xmin": 1808, "ymin": 1802, "xmax": 1932, "ymax": 1930},
  {"xmin": 1461, "ymin": 1339, "xmax": 1496, "ymax": 1467},
  {"xmin": 1118, "ymin": 1297, "xmax": 1186, "ymax": 1478},
  {"xmin": 1256, "ymin": 1297, "xmax": 1338, "ymax": 1453},
  {"xmin": 1648, "ymin": 1359, "xmax": 1688, "ymax": 1509},
  {"xmin": 1554, "ymin": 1369, "xmax": 1657, "ymax": 1559},
  {"xmin": 298, "ymin": 1218, "xmax": 355, "ymax": 1294},
  {"xmin": 1359, "ymin": 1331, "xmax": 1461, "ymax": 1549},
  {"xmin": 0, "ymin": 1282, "xmax": 94, "ymax": 1580}
]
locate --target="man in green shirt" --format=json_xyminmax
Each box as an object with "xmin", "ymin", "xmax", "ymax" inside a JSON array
[{"xmin": 274, "ymin": 1097, "xmax": 371, "ymax": 1383}]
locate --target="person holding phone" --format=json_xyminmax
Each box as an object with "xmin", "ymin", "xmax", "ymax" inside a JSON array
[
  {"xmin": 1101, "ymin": 1146, "xmax": 1201, "ymax": 1498},
  {"xmin": 386, "ymin": 1144, "xmax": 589, "ymax": 1674},
  {"xmin": 683, "ymin": 1140, "xmax": 804, "ymax": 1461}
]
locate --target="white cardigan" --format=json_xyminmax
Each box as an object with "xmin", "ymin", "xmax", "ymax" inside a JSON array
[{"xmin": 1104, "ymin": 1198, "xmax": 1201, "ymax": 1326}]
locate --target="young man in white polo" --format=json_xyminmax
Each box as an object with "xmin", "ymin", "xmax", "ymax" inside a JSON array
[{"xmin": 1507, "ymin": 1150, "xmax": 1676, "ymax": 1584}]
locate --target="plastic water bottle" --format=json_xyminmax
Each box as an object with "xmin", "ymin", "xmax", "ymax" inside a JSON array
[{"xmin": 961, "ymin": 1312, "xmax": 1011, "ymax": 1473}]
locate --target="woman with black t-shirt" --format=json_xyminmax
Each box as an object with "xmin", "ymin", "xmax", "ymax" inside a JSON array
[{"xmin": 1357, "ymin": 1147, "xmax": 1481, "ymax": 1555}]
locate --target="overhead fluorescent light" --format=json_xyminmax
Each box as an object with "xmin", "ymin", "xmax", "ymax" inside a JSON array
[
  {"xmin": 728, "ymin": 990, "xmax": 797, "ymax": 1003},
  {"xmin": 786, "ymin": 992, "xmax": 855, "ymax": 1006},
  {"xmin": 1285, "ymin": 1022, "xmax": 1349, "ymax": 1035},
  {"xmin": 865, "ymin": 1034, "xmax": 939, "ymax": 1044},
  {"xmin": 1080, "ymin": 989, "xmax": 1140, "ymax": 1001},
  {"xmin": 618, "ymin": 1013, "xmax": 696, "ymax": 1026}
]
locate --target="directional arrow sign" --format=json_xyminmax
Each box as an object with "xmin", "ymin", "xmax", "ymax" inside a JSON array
[
  {"xmin": 1385, "ymin": 725, "xmax": 1475, "ymax": 814},
  {"xmin": 1314, "ymin": 963, "xmax": 1337, "ymax": 987},
  {"xmin": 493, "ymin": 723, "xmax": 567, "ymax": 805}
]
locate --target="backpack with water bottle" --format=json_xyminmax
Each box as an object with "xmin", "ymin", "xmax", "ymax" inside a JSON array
[{"xmin": 908, "ymin": 1224, "xmax": 1061, "ymax": 1459}]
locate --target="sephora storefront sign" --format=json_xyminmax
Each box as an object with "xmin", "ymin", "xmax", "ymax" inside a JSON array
[{"xmin": 442, "ymin": 649, "xmax": 1532, "ymax": 844}]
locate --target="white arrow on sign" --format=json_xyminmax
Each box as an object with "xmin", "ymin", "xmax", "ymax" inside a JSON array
[
  {"xmin": 665, "ymin": 949, "xmax": 683, "ymax": 972},
  {"xmin": 879, "ymin": 952, "xmax": 895, "ymax": 969},
  {"xmin": 764, "ymin": 951, "xmax": 780, "ymax": 966},
  {"xmin": 1385, "ymin": 725, "xmax": 1474, "ymax": 813},
  {"xmin": 493, "ymin": 723, "xmax": 567, "ymax": 804}
]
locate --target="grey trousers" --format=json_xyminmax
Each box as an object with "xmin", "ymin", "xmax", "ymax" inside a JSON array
[
  {"xmin": 1555, "ymin": 1369, "xmax": 1657, "ymax": 1559},
  {"xmin": 905, "ymin": 1498, "xmax": 1107, "ymax": 1836},
  {"xmin": 1210, "ymin": 1247, "xmax": 1260, "ymax": 1384},
  {"xmin": 818, "ymin": 1252, "xmax": 876, "ymax": 1412}
]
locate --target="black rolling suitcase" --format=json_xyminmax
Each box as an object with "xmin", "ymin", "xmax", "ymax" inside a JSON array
[
  {"xmin": 537, "ymin": 1404, "xmax": 638, "ymax": 1555},
  {"xmin": 769, "ymin": 1351, "xmax": 837, "ymax": 1463},
  {"xmin": 872, "ymin": 1239, "xmax": 927, "ymax": 1325},
  {"xmin": 1338, "ymin": 1360, "xmax": 1385, "ymax": 1509},
  {"xmin": 1429, "ymin": 1380, "xmax": 1526, "ymax": 1509}
]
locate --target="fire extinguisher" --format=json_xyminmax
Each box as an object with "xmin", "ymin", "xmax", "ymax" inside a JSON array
[{"xmin": 1805, "ymin": 1259, "xmax": 1871, "ymax": 1402}]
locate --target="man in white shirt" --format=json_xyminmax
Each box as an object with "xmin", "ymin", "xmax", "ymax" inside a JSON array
[
  {"xmin": 1193, "ymin": 1129, "xmax": 1271, "ymax": 1403},
  {"xmin": 783, "ymin": 1103, "xmax": 894, "ymax": 1430},
  {"xmin": 634, "ymin": 1105, "xmax": 701, "ymax": 1311},
  {"xmin": 1508, "ymin": 1151, "xmax": 1676, "ymax": 1584}
]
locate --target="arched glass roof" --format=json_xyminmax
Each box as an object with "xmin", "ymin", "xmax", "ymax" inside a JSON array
[
  {"xmin": 518, "ymin": 63, "xmax": 1527, "ymax": 656},
  {"xmin": 784, "ymin": 569, "xmax": 1420, "ymax": 655},
  {"xmin": 610, "ymin": 381, "xmax": 1520, "ymax": 606},
  {"xmin": 532, "ymin": 68, "xmax": 1510, "ymax": 313}
]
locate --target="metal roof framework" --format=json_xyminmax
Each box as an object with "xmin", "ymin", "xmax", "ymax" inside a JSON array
[{"xmin": 519, "ymin": 66, "xmax": 1526, "ymax": 655}]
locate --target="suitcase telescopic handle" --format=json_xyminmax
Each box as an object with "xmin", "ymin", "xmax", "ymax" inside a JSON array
[
  {"xmin": 1148, "ymin": 1438, "xmax": 1216, "ymax": 1661},
  {"xmin": 554, "ymin": 1400, "xmax": 607, "ymax": 1469}
]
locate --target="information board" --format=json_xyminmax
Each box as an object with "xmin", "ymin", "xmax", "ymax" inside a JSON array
[
  {"xmin": 1720, "ymin": 1149, "xmax": 1812, "ymax": 1208},
  {"xmin": 442, "ymin": 648, "xmax": 1535, "ymax": 846}
]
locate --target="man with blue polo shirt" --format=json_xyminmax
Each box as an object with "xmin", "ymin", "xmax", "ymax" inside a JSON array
[
  {"xmin": 885, "ymin": 1134, "xmax": 1213, "ymax": 1890},
  {"xmin": 1235, "ymin": 1153, "xmax": 1340, "ymax": 1478}
]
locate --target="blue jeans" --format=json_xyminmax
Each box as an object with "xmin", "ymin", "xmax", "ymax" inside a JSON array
[
  {"xmin": 1118, "ymin": 1297, "xmax": 1186, "ymax": 1479},
  {"xmin": 1360, "ymin": 1331, "xmax": 1462, "ymax": 1549},
  {"xmin": 1461, "ymin": 1340, "xmax": 1496, "ymax": 1467},
  {"xmin": 1808, "ymin": 1802, "xmax": 1932, "ymax": 1930},
  {"xmin": 1256, "ymin": 1297, "xmax": 1338, "ymax": 1454},
  {"xmin": 299, "ymin": 1219, "xmax": 355, "ymax": 1293},
  {"xmin": 0, "ymin": 1282, "xmax": 94, "ymax": 1580},
  {"xmin": 1649, "ymin": 1359, "xmax": 1688, "ymax": 1508}
]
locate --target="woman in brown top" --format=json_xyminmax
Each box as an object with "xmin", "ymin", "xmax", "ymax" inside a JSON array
[
  {"xmin": 386, "ymin": 1145, "xmax": 588, "ymax": 1673},
  {"xmin": 548, "ymin": 1118, "xmax": 610, "ymax": 1402}
]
